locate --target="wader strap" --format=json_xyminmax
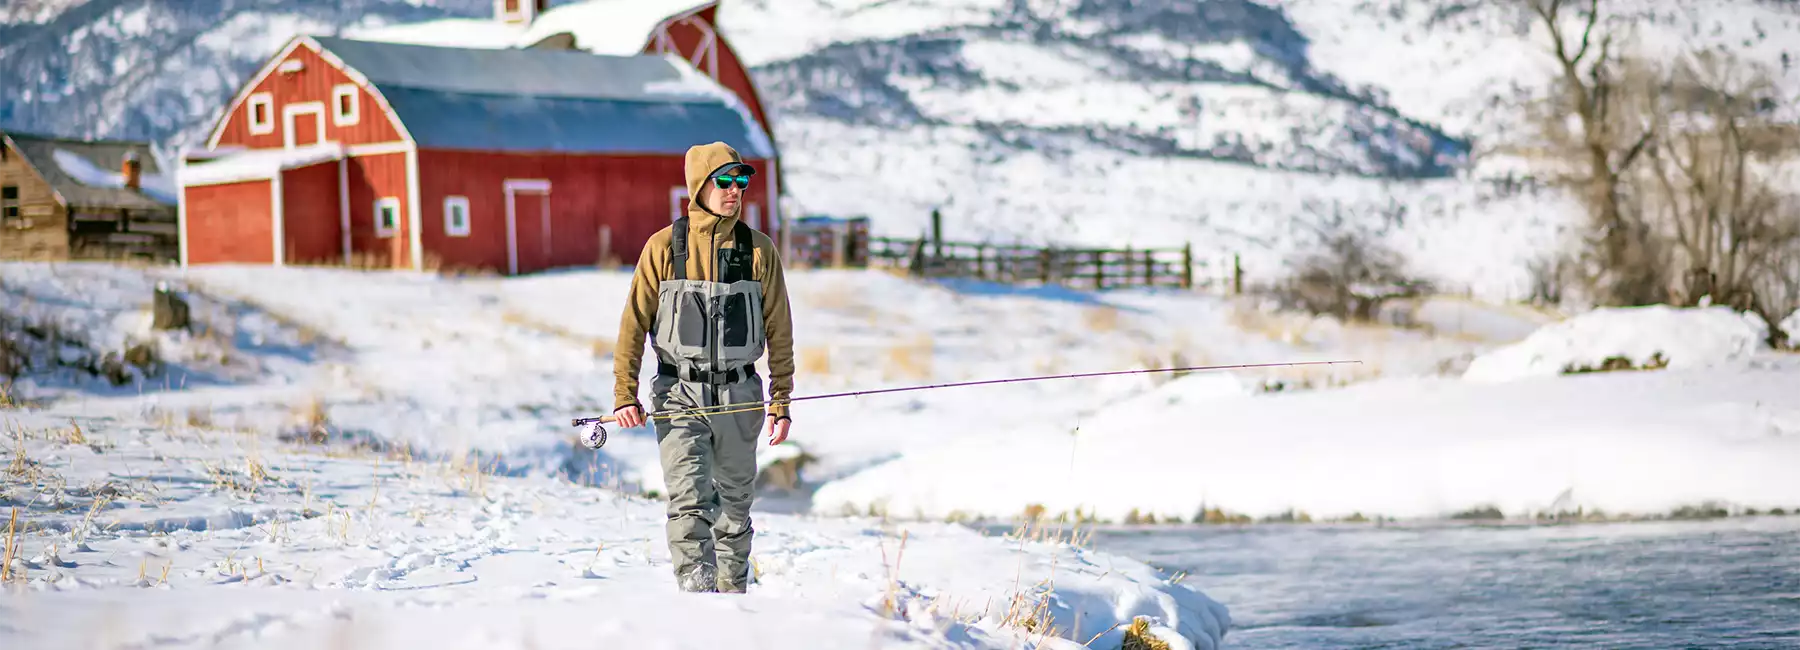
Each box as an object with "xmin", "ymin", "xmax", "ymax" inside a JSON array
[
  {"xmin": 671, "ymin": 216, "xmax": 689, "ymax": 281},
  {"xmin": 723, "ymin": 220, "xmax": 753, "ymax": 283},
  {"xmin": 658, "ymin": 361, "xmax": 752, "ymax": 385},
  {"xmin": 671, "ymin": 218, "xmax": 755, "ymax": 283}
]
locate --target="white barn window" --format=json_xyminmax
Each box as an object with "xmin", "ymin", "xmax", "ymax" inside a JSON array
[
  {"xmin": 248, "ymin": 93, "xmax": 274, "ymax": 135},
  {"xmin": 332, "ymin": 84, "xmax": 360, "ymax": 126},
  {"xmin": 444, "ymin": 196, "xmax": 470, "ymax": 237},
  {"xmin": 669, "ymin": 186, "xmax": 689, "ymax": 222},
  {"xmin": 375, "ymin": 197, "xmax": 401, "ymax": 238}
]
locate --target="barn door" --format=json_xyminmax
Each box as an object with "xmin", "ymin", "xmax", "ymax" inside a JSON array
[
  {"xmin": 505, "ymin": 179, "xmax": 552, "ymax": 275},
  {"xmin": 284, "ymin": 103, "xmax": 324, "ymax": 149}
]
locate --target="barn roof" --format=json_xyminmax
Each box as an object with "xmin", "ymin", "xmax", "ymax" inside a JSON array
[
  {"xmin": 344, "ymin": 0, "xmax": 714, "ymax": 56},
  {"xmin": 1, "ymin": 131, "xmax": 177, "ymax": 210},
  {"xmin": 311, "ymin": 36, "xmax": 773, "ymax": 157}
]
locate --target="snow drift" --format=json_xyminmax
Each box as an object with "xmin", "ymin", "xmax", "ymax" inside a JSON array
[{"xmin": 1462, "ymin": 305, "xmax": 1770, "ymax": 382}]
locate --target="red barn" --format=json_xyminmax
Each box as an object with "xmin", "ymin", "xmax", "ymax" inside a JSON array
[{"xmin": 178, "ymin": 34, "xmax": 776, "ymax": 274}]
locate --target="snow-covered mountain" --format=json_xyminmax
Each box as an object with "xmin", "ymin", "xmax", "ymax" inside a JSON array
[
  {"xmin": 3, "ymin": 0, "xmax": 1796, "ymax": 300},
  {"xmin": 0, "ymin": 0, "xmax": 488, "ymax": 147}
]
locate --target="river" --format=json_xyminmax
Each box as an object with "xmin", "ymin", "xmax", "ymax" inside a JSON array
[{"xmin": 1075, "ymin": 516, "xmax": 1800, "ymax": 648}]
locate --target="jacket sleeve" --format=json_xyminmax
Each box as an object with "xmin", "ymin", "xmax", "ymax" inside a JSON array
[
  {"xmin": 759, "ymin": 242, "xmax": 796, "ymax": 419},
  {"xmin": 613, "ymin": 239, "xmax": 664, "ymax": 411}
]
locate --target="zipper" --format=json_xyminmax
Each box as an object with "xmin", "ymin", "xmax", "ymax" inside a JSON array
[{"xmin": 708, "ymin": 218, "xmax": 721, "ymax": 410}]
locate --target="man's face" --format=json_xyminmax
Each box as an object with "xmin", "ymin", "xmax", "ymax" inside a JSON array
[{"xmin": 702, "ymin": 169, "xmax": 750, "ymax": 215}]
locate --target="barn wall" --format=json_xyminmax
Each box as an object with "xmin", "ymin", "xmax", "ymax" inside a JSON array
[
  {"xmin": 184, "ymin": 180, "xmax": 274, "ymax": 264},
  {"xmin": 0, "ymin": 139, "xmax": 70, "ymax": 260},
  {"xmin": 280, "ymin": 160, "xmax": 343, "ymax": 265},
  {"xmin": 213, "ymin": 42, "xmax": 405, "ymax": 150},
  {"xmin": 345, "ymin": 152, "xmax": 412, "ymax": 268},
  {"xmin": 416, "ymin": 149, "xmax": 770, "ymax": 275},
  {"xmin": 651, "ymin": 8, "xmax": 776, "ymax": 141}
]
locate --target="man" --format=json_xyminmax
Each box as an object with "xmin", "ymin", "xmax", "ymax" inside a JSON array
[{"xmin": 612, "ymin": 141, "xmax": 795, "ymax": 594}]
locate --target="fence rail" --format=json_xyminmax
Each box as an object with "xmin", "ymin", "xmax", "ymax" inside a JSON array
[
  {"xmin": 865, "ymin": 236, "xmax": 1202, "ymax": 291},
  {"xmin": 782, "ymin": 217, "xmax": 1241, "ymax": 293}
]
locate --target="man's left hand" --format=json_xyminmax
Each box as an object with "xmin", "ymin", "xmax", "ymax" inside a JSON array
[{"xmin": 767, "ymin": 415, "xmax": 790, "ymax": 446}]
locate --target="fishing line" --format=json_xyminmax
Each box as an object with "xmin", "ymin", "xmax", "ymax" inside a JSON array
[{"xmin": 571, "ymin": 359, "xmax": 1360, "ymax": 448}]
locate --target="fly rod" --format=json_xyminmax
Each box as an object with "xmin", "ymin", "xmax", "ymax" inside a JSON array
[{"xmin": 571, "ymin": 359, "xmax": 1360, "ymax": 447}]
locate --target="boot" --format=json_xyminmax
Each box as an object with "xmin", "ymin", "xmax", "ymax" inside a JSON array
[
  {"xmin": 717, "ymin": 563, "xmax": 754, "ymax": 594},
  {"xmin": 677, "ymin": 563, "xmax": 718, "ymax": 593}
]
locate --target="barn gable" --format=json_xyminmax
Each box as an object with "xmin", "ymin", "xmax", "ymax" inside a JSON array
[
  {"xmin": 205, "ymin": 38, "xmax": 412, "ymax": 151},
  {"xmin": 309, "ymin": 36, "xmax": 774, "ymax": 157}
]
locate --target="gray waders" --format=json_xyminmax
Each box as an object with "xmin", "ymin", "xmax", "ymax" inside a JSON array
[{"xmin": 650, "ymin": 217, "xmax": 767, "ymax": 593}]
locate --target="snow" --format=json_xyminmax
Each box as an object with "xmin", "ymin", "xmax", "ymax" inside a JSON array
[
  {"xmin": 49, "ymin": 148, "xmax": 178, "ymax": 205},
  {"xmin": 1462, "ymin": 305, "xmax": 1771, "ymax": 382},
  {"xmin": 811, "ymin": 359, "xmax": 1800, "ymax": 523},
  {"xmin": 1786, "ymin": 310, "xmax": 1800, "ymax": 347},
  {"xmin": 177, "ymin": 143, "xmax": 346, "ymax": 186},
  {"xmin": 0, "ymin": 261, "xmax": 1234, "ymax": 650},
  {"xmin": 341, "ymin": 0, "xmax": 714, "ymax": 55},
  {"xmin": 5, "ymin": 257, "xmax": 1797, "ymax": 648},
  {"xmin": 0, "ymin": 409, "xmax": 1228, "ymax": 650},
  {"xmin": 645, "ymin": 55, "xmax": 777, "ymax": 159}
]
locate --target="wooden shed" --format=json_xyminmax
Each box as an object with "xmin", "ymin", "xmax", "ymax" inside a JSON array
[
  {"xmin": 0, "ymin": 130, "xmax": 180, "ymax": 263},
  {"xmin": 179, "ymin": 34, "xmax": 776, "ymax": 274}
]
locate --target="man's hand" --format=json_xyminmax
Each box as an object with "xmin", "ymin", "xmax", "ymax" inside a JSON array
[
  {"xmin": 767, "ymin": 415, "xmax": 791, "ymax": 446},
  {"xmin": 615, "ymin": 404, "xmax": 646, "ymax": 429}
]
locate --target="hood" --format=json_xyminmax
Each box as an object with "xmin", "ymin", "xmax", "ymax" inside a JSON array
[{"xmin": 683, "ymin": 141, "xmax": 755, "ymax": 231}]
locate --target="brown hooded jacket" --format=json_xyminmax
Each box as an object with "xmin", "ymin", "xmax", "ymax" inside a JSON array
[{"xmin": 613, "ymin": 142, "xmax": 795, "ymax": 419}]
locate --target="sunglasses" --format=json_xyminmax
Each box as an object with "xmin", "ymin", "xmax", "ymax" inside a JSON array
[{"xmin": 712, "ymin": 174, "xmax": 750, "ymax": 190}]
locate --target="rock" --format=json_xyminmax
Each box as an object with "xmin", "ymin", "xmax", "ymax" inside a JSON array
[{"xmin": 152, "ymin": 284, "xmax": 190, "ymax": 332}]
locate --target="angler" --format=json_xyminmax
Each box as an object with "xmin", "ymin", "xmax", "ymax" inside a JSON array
[{"xmin": 608, "ymin": 141, "xmax": 796, "ymax": 594}]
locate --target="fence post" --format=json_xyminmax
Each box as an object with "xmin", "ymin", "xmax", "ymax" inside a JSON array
[
  {"xmin": 1181, "ymin": 243, "xmax": 1193, "ymax": 290},
  {"xmin": 1039, "ymin": 248, "xmax": 1052, "ymax": 284},
  {"xmin": 1143, "ymin": 248, "xmax": 1154, "ymax": 287},
  {"xmin": 976, "ymin": 245, "xmax": 987, "ymax": 280},
  {"xmin": 831, "ymin": 222, "xmax": 848, "ymax": 268},
  {"xmin": 931, "ymin": 209, "xmax": 943, "ymax": 259},
  {"xmin": 1233, "ymin": 253, "xmax": 1243, "ymax": 295},
  {"xmin": 1123, "ymin": 246, "xmax": 1132, "ymax": 289}
]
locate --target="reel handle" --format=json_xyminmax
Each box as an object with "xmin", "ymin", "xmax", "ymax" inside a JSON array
[{"xmin": 571, "ymin": 415, "xmax": 615, "ymax": 449}]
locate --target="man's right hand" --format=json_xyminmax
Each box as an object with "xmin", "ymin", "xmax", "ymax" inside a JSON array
[{"xmin": 614, "ymin": 404, "xmax": 646, "ymax": 428}]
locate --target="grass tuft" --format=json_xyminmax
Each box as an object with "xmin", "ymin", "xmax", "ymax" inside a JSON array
[{"xmin": 1121, "ymin": 616, "xmax": 1172, "ymax": 650}]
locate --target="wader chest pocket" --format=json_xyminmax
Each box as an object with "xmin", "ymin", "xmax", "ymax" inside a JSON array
[
  {"xmin": 676, "ymin": 292, "xmax": 708, "ymax": 346},
  {"xmin": 721, "ymin": 293, "xmax": 750, "ymax": 347}
]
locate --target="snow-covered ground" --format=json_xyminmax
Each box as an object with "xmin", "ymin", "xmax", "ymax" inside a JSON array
[
  {"xmin": 0, "ymin": 409, "xmax": 1226, "ymax": 650},
  {"xmin": 812, "ymin": 303, "xmax": 1800, "ymax": 523},
  {"xmin": 0, "ymin": 262, "xmax": 1238, "ymax": 649},
  {"xmin": 5, "ymin": 259, "xmax": 1798, "ymax": 646}
]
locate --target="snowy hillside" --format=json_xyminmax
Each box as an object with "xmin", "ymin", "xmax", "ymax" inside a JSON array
[
  {"xmin": 0, "ymin": 0, "xmax": 487, "ymax": 148},
  {"xmin": 4, "ymin": 0, "xmax": 1798, "ymax": 300}
]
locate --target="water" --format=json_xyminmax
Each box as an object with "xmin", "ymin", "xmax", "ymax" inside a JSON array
[{"xmin": 1080, "ymin": 517, "xmax": 1800, "ymax": 649}]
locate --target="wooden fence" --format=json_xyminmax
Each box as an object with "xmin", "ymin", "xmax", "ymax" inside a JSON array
[{"xmin": 783, "ymin": 217, "xmax": 1241, "ymax": 293}]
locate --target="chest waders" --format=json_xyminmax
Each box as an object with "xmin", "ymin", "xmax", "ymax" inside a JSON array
[{"xmin": 649, "ymin": 216, "xmax": 767, "ymax": 593}]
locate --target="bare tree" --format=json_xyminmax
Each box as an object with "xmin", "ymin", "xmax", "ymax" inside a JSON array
[
  {"xmin": 1637, "ymin": 50, "xmax": 1800, "ymax": 346},
  {"xmin": 1518, "ymin": 0, "xmax": 1664, "ymax": 305}
]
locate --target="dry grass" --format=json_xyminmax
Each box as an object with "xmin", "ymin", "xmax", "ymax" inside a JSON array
[
  {"xmin": 798, "ymin": 345, "xmax": 833, "ymax": 376},
  {"xmin": 1121, "ymin": 617, "xmax": 1173, "ymax": 650},
  {"xmin": 1082, "ymin": 305, "xmax": 1121, "ymax": 332},
  {"xmin": 501, "ymin": 310, "xmax": 614, "ymax": 358},
  {"xmin": 884, "ymin": 335, "xmax": 934, "ymax": 381},
  {"xmin": 1, "ymin": 508, "xmax": 17, "ymax": 585},
  {"xmin": 805, "ymin": 279, "xmax": 863, "ymax": 311}
]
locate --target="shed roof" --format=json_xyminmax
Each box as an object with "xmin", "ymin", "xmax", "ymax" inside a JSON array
[
  {"xmin": 1, "ymin": 131, "xmax": 177, "ymax": 210},
  {"xmin": 311, "ymin": 36, "xmax": 773, "ymax": 157}
]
